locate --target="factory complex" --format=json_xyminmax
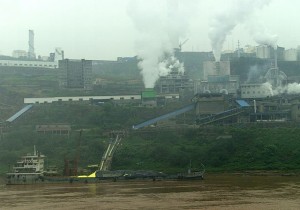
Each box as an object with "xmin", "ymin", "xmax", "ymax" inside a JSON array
[{"xmin": 2, "ymin": 30, "xmax": 300, "ymax": 127}]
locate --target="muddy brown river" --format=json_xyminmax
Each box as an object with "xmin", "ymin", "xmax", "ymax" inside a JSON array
[{"xmin": 0, "ymin": 174, "xmax": 300, "ymax": 210}]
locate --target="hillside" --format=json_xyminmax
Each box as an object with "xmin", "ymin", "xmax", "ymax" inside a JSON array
[
  {"xmin": 1, "ymin": 68, "xmax": 300, "ymax": 176},
  {"xmin": 1, "ymin": 102, "xmax": 300, "ymax": 175}
]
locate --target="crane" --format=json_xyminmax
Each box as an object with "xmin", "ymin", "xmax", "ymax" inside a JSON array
[{"xmin": 179, "ymin": 38, "xmax": 189, "ymax": 52}]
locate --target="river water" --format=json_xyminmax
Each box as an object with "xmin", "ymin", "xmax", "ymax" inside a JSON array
[{"xmin": 0, "ymin": 174, "xmax": 299, "ymax": 210}]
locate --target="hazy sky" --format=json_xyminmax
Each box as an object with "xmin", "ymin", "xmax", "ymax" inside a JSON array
[{"xmin": 0, "ymin": 0, "xmax": 299, "ymax": 60}]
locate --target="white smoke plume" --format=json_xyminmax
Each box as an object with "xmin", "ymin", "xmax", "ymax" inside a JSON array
[
  {"xmin": 262, "ymin": 82, "xmax": 274, "ymax": 96},
  {"xmin": 274, "ymin": 83, "xmax": 300, "ymax": 95},
  {"xmin": 158, "ymin": 56, "xmax": 185, "ymax": 77},
  {"xmin": 209, "ymin": 0, "xmax": 271, "ymax": 62},
  {"xmin": 246, "ymin": 65, "xmax": 267, "ymax": 83},
  {"xmin": 128, "ymin": 0, "xmax": 189, "ymax": 88},
  {"xmin": 254, "ymin": 30, "xmax": 278, "ymax": 49},
  {"xmin": 261, "ymin": 82, "xmax": 300, "ymax": 96},
  {"xmin": 247, "ymin": 16, "xmax": 278, "ymax": 49}
]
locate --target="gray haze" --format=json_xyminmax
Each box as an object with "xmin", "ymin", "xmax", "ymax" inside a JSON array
[{"xmin": 0, "ymin": 0, "xmax": 300, "ymax": 60}]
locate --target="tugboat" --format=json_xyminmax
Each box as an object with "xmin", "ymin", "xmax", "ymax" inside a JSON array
[
  {"xmin": 6, "ymin": 146, "xmax": 46, "ymax": 185},
  {"xmin": 177, "ymin": 162, "xmax": 205, "ymax": 180}
]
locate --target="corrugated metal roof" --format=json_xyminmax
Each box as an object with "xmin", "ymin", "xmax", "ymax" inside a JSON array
[
  {"xmin": 6, "ymin": 104, "xmax": 33, "ymax": 122},
  {"xmin": 236, "ymin": 100, "xmax": 250, "ymax": 107}
]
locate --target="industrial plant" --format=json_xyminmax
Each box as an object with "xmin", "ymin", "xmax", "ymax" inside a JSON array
[
  {"xmin": 0, "ymin": 30, "xmax": 64, "ymax": 69},
  {"xmin": 2, "ymin": 29, "xmax": 300, "ymax": 129}
]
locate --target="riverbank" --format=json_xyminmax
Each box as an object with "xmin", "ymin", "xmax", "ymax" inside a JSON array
[{"xmin": 2, "ymin": 126, "xmax": 300, "ymax": 175}]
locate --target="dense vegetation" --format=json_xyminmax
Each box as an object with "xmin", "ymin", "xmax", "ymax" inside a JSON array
[
  {"xmin": 114, "ymin": 126, "xmax": 300, "ymax": 173},
  {"xmin": 1, "ymin": 101, "xmax": 300, "ymax": 175}
]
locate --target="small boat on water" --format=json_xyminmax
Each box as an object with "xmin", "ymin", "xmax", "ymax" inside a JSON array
[{"xmin": 177, "ymin": 169, "xmax": 205, "ymax": 180}]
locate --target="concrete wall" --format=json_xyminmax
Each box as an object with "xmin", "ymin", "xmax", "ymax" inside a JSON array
[{"xmin": 203, "ymin": 61, "xmax": 230, "ymax": 80}]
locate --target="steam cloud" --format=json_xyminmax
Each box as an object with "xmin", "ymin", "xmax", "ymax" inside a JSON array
[
  {"xmin": 248, "ymin": 14, "xmax": 278, "ymax": 48},
  {"xmin": 209, "ymin": 0, "xmax": 271, "ymax": 61},
  {"xmin": 273, "ymin": 83, "xmax": 300, "ymax": 95},
  {"xmin": 128, "ymin": 0, "xmax": 190, "ymax": 88},
  {"xmin": 246, "ymin": 65, "xmax": 267, "ymax": 83},
  {"xmin": 253, "ymin": 30, "xmax": 278, "ymax": 49},
  {"xmin": 262, "ymin": 82, "xmax": 300, "ymax": 96}
]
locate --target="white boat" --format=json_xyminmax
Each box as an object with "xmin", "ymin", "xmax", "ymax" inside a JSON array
[{"xmin": 6, "ymin": 146, "xmax": 46, "ymax": 185}]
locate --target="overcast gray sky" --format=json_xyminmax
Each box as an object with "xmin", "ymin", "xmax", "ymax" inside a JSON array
[{"xmin": 0, "ymin": 0, "xmax": 299, "ymax": 60}]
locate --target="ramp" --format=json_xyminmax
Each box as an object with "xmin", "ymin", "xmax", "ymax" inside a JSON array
[
  {"xmin": 99, "ymin": 131, "xmax": 125, "ymax": 171},
  {"xmin": 132, "ymin": 104, "xmax": 195, "ymax": 130},
  {"xmin": 197, "ymin": 107, "xmax": 247, "ymax": 125},
  {"xmin": 6, "ymin": 104, "xmax": 33, "ymax": 123}
]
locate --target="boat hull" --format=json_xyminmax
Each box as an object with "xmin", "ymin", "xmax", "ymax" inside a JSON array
[{"xmin": 6, "ymin": 174, "xmax": 100, "ymax": 185}]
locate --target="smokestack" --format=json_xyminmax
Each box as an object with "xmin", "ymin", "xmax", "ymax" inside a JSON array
[
  {"xmin": 28, "ymin": 30, "xmax": 35, "ymax": 59},
  {"xmin": 274, "ymin": 46, "xmax": 279, "ymax": 87},
  {"xmin": 274, "ymin": 47, "xmax": 278, "ymax": 69}
]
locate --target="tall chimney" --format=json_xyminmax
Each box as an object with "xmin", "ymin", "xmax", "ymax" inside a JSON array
[
  {"xmin": 274, "ymin": 47, "xmax": 278, "ymax": 69},
  {"xmin": 28, "ymin": 30, "xmax": 35, "ymax": 59},
  {"xmin": 274, "ymin": 46, "xmax": 279, "ymax": 87}
]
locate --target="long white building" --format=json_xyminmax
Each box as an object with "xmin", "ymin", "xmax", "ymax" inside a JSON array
[{"xmin": 0, "ymin": 59, "xmax": 58, "ymax": 69}]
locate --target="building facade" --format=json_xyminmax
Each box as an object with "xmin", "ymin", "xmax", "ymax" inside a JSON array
[
  {"xmin": 256, "ymin": 45, "xmax": 272, "ymax": 59},
  {"xmin": 59, "ymin": 59, "xmax": 92, "ymax": 90},
  {"xmin": 202, "ymin": 61, "xmax": 230, "ymax": 80},
  {"xmin": 240, "ymin": 83, "xmax": 273, "ymax": 99},
  {"xmin": 0, "ymin": 59, "xmax": 58, "ymax": 69},
  {"xmin": 194, "ymin": 75, "xmax": 240, "ymax": 95}
]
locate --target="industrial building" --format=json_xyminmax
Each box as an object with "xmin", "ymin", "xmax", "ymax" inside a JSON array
[
  {"xmin": 240, "ymin": 83, "xmax": 272, "ymax": 99},
  {"xmin": 0, "ymin": 59, "xmax": 58, "ymax": 69},
  {"xmin": 202, "ymin": 61, "xmax": 230, "ymax": 80},
  {"xmin": 194, "ymin": 61, "xmax": 237, "ymax": 96},
  {"xmin": 190, "ymin": 93, "xmax": 300, "ymax": 126},
  {"xmin": 0, "ymin": 30, "xmax": 63, "ymax": 70},
  {"xmin": 255, "ymin": 45, "xmax": 285, "ymax": 61},
  {"xmin": 194, "ymin": 75, "xmax": 240, "ymax": 95},
  {"xmin": 155, "ymin": 73, "xmax": 193, "ymax": 94},
  {"xmin": 12, "ymin": 50, "xmax": 28, "ymax": 58},
  {"xmin": 256, "ymin": 45, "xmax": 272, "ymax": 59},
  {"xmin": 59, "ymin": 59, "xmax": 93, "ymax": 90}
]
